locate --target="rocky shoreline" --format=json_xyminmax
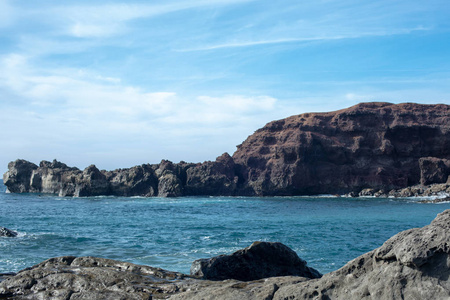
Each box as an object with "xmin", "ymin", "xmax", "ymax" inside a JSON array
[
  {"xmin": 1, "ymin": 209, "xmax": 449, "ymax": 299},
  {"xmin": 3, "ymin": 102, "xmax": 450, "ymax": 198}
]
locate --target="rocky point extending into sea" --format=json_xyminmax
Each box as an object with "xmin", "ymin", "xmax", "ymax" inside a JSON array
[
  {"xmin": 1, "ymin": 102, "xmax": 450, "ymax": 299},
  {"xmin": 3, "ymin": 102, "xmax": 450, "ymax": 198}
]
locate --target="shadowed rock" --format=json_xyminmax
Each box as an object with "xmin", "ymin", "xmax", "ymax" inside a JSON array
[
  {"xmin": 191, "ymin": 241, "xmax": 321, "ymax": 281},
  {"xmin": 0, "ymin": 227, "xmax": 17, "ymax": 237}
]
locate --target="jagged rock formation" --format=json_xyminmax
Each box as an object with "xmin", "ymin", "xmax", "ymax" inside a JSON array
[
  {"xmin": 2, "ymin": 156, "xmax": 234, "ymax": 197},
  {"xmin": 3, "ymin": 102, "xmax": 450, "ymax": 197},
  {"xmin": 190, "ymin": 241, "xmax": 321, "ymax": 281},
  {"xmin": 1, "ymin": 210, "xmax": 449, "ymax": 299}
]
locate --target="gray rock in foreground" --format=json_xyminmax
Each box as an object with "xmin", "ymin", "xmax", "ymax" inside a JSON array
[
  {"xmin": 191, "ymin": 241, "xmax": 321, "ymax": 281},
  {"xmin": 1, "ymin": 210, "xmax": 450, "ymax": 299}
]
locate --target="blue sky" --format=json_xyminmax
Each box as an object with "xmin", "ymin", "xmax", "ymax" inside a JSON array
[{"xmin": 1, "ymin": 0, "xmax": 449, "ymax": 172}]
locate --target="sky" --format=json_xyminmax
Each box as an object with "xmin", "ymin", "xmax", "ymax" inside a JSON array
[{"xmin": 1, "ymin": 0, "xmax": 450, "ymax": 172}]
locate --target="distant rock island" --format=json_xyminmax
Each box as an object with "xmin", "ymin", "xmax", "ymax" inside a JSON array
[{"xmin": 3, "ymin": 102, "xmax": 450, "ymax": 197}]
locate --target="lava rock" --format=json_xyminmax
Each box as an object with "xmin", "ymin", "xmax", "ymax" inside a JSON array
[
  {"xmin": 419, "ymin": 157, "xmax": 450, "ymax": 185},
  {"xmin": 190, "ymin": 241, "xmax": 322, "ymax": 281},
  {"xmin": 185, "ymin": 153, "xmax": 239, "ymax": 196},
  {"xmin": 274, "ymin": 209, "xmax": 450, "ymax": 300},
  {"xmin": 233, "ymin": 102, "xmax": 450, "ymax": 195},
  {"xmin": 4, "ymin": 103, "xmax": 450, "ymax": 197},
  {"xmin": 0, "ymin": 227, "xmax": 17, "ymax": 237},
  {"xmin": 2, "ymin": 210, "xmax": 450, "ymax": 299},
  {"xmin": 2, "ymin": 159, "xmax": 38, "ymax": 193}
]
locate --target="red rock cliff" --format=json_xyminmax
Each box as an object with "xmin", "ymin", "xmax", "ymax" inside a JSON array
[{"xmin": 232, "ymin": 102, "xmax": 450, "ymax": 195}]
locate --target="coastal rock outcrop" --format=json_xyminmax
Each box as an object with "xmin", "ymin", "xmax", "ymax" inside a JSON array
[
  {"xmin": 185, "ymin": 153, "xmax": 239, "ymax": 196},
  {"xmin": 273, "ymin": 209, "xmax": 450, "ymax": 300},
  {"xmin": 232, "ymin": 102, "xmax": 450, "ymax": 195},
  {"xmin": 3, "ymin": 159, "xmax": 38, "ymax": 193},
  {"xmin": 3, "ymin": 102, "xmax": 450, "ymax": 197},
  {"xmin": 105, "ymin": 164, "xmax": 158, "ymax": 197},
  {"xmin": 2, "ymin": 210, "xmax": 449, "ymax": 299},
  {"xmin": 191, "ymin": 241, "xmax": 321, "ymax": 281},
  {"xmin": 0, "ymin": 227, "xmax": 17, "ymax": 237}
]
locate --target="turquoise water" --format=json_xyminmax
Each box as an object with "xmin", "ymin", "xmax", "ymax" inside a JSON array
[{"xmin": 1, "ymin": 180, "xmax": 449, "ymax": 275}]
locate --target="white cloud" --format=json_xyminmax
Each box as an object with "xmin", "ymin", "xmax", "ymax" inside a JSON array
[{"xmin": 0, "ymin": 53, "xmax": 284, "ymax": 169}]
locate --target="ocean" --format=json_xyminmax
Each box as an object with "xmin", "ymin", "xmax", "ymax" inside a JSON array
[{"xmin": 1, "ymin": 180, "xmax": 449, "ymax": 275}]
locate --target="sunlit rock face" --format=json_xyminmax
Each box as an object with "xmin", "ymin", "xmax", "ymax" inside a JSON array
[{"xmin": 232, "ymin": 102, "xmax": 450, "ymax": 195}]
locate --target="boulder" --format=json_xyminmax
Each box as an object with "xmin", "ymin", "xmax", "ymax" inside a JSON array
[
  {"xmin": 0, "ymin": 227, "xmax": 17, "ymax": 237},
  {"xmin": 190, "ymin": 241, "xmax": 322, "ymax": 281}
]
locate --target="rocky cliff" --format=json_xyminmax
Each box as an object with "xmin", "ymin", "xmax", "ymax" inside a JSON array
[
  {"xmin": 3, "ymin": 102, "xmax": 450, "ymax": 197},
  {"xmin": 232, "ymin": 102, "xmax": 450, "ymax": 195},
  {"xmin": 1, "ymin": 209, "xmax": 449, "ymax": 299}
]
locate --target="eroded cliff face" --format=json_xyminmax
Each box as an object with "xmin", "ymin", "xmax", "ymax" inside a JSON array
[
  {"xmin": 2, "ymin": 155, "xmax": 238, "ymax": 197},
  {"xmin": 232, "ymin": 102, "xmax": 450, "ymax": 195},
  {"xmin": 3, "ymin": 102, "xmax": 450, "ymax": 197}
]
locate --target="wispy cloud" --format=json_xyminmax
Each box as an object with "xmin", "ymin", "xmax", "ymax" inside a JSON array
[
  {"xmin": 1, "ymin": 0, "xmax": 449, "ymax": 171},
  {"xmin": 177, "ymin": 26, "xmax": 431, "ymax": 52},
  {"xmin": 48, "ymin": 0, "xmax": 256, "ymax": 38}
]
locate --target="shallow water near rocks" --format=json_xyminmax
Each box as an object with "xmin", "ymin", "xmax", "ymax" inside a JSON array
[{"xmin": 1, "ymin": 180, "xmax": 449, "ymax": 275}]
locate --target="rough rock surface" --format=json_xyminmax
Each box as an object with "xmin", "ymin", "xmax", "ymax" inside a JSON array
[
  {"xmin": 1, "ymin": 210, "xmax": 449, "ymax": 299},
  {"xmin": 175, "ymin": 209, "xmax": 450, "ymax": 299},
  {"xmin": 0, "ymin": 256, "xmax": 190, "ymax": 299},
  {"xmin": 233, "ymin": 102, "xmax": 450, "ymax": 195},
  {"xmin": 0, "ymin": 226, "xmax": 17, "ymax": 237},
  {"xmin": 3, "ymin": 102, "xmax": 450, "ymax": 197},
  {"xmin": 273, "ymin": 209, "xmax": 450, "ymax": 300},
  {"xmin": 191, "ymin": 241, "xmax": 321, "ymax": 281},
  {"xmin": 419, "ymin": 157, "xmax": 450, "ymax": 185}
]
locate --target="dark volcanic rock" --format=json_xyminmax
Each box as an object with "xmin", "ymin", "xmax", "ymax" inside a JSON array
[
  {"xmin": 175, "ymin": 209, "xmax": 450, "ymax": 299},
  {"xmin": 190, "ymin": 241, "xmax": 322, "ymax": 281},
  {"xmin": 105, "ymin": 164, "xmax": 158, "ymax": 197},
  {"xmin": 185, "ymin": 153, "xmax": 239, "ymax": 196},
  {"xmin": 0, "ymin": 227, "xmax": 17, "ymax": 237},
  {"xmin": 3, "ymin": 102, "xmax": 450, "ymax": 197},
  {"xmin": 74, "ymin": 165, "xmax": 110, "ymax": 197},
  {"xmin": 155, "ymin": 160, "xmax": 184, "ymax": 197},
  {"xmin": 3, "ymin": 159, "xmax": 38, "ymax": 193},
  {"xmin": 0, "ymin": 256, "xmax": 189, "ymax": 299},
  {"xmin": 233, "ymin": 102, "xmax": 450, "ymax": 195},
  {"xmin": 1, "ymin": 210, "xmax": 449, "ymax": 299},
  {"xmin": 273, "ymin": 209, "xmax": 450, "ymax": 300},
  {"xmin": 419, "ymin": 157, "xmax": 450, "ymax": 185}
]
